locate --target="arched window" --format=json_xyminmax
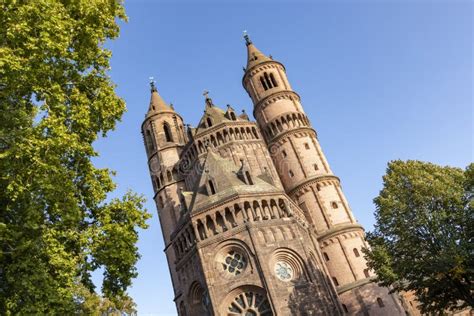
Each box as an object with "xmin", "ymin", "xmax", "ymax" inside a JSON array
[
  {"xmin": 208, "ymin": 180, "xmax": 216, "ymax": 195},
  {"xmin": 331, "ymin": 201, "xmax": 339, "ymax": 209},
  {"xmin": 316, "ymin": 184, "xmax": 321, "ymax": 191},
  {"xmin": 230, "ymin": 112, "xmax": 237, "ymax": 120},
  {"xmin": 323, "ymin": 252, "xmax": 329, "ymax": 261},
  {"xmin": 146, "ymin": 130, "xmax": 155, "ymax": 152},
  {"xmin": 206, "ymin": 117, "xmax": 213, "ymax": 127},
  {"xmin": 289, "ymin": 170, "xmax": 294, "ymax": 178},
  {"xmin": 364, "ymin": 268, "xmax": 370, "ymax": 278},
  {"xmin": 342, "ymin": 304, "xmax": 349, "ymax": 313},
  {"xmin": 179, "ymin": 301, "xmax": 187, "ymax": 316},
  {"xmin": 245, "ymin": 171, "xmax": 254, "ymax": 185},
  {"xmin": 164, "ymin": 123, "xmax": 173, "ymax": 142},
  {"xmin": 270, "ymin": 73, "xmax": 278, "ymax": 87},
  {"xmin": 158, "ymin": 196, "xmax": 164, "ymax": 209},
  {"xmin": 264, "ymin": 72, "xmax": 273, "ymax": 89},
  {"xmin": 353, "ymin": 248, "xmax": 360, "ymax": 257},
  {"xmin": 155, "ymin": 176, "xmax": 161, "ymax": 188},
  {"xmin": 260, "ymin": 76, "xmax": 268, "ymax": 91},
  {"xmin": 332, "ymin": 277, "xmax": 339, "ymax": 286},
  {"xmin": 377, "ymin": 297, "xmax": 385, "ymax": 308},
  {"xmin": 314, "ymin": 163, "xmax": 319, "ymax": 171}
]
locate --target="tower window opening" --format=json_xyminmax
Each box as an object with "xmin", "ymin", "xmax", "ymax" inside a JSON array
[
  {"xmin": 164, "ymin": 123, "xmax": 173, "ymax": 142},
  {"xmin": 270, "ymin": 73, "xmax": 278, "ymax": 87},
  {"xmin": 158, "ymin": 196, "xmax": 164, "ymax": 209},
  {"xmin": 304, "ymin": 143, "xmax": 310, "ymax": 150},
  {"xmin": 230, "ymin": 112, "xmax": 237, "ymax": 120},
  {"xmin": 342, "ymin": 304, "xmax": 349, "ymax": 313},
  {"xmin": 364, "ymin": 268, "xmax": 370, "ymax": 278},
  {"xmin": 260, "ymin": 76, "xmax": 269, "ymax": 91},
  {"xmin": 208, "ymin": 180, "xmax": 216, "ymax": 195},
  {"xmin": 353, "ymin": 248, "xmax": 360, "ymax": 257},
  {"xmin": 316, "ymin": 184, "xmax": 321, "ymax": 191},
  {"xmin": 377, "ymin": 297, "xmax": 385, "ymax": 308},
  {"xmin": 332, "ymin": 277, "xmax": 339, "ymax": 286},
  {"xmin": 282, "ymin": 150, "xmax": 287, "ymax": 157},
  {"xmin": 155, "ymin": 176, "xmax": 161, "ymax": 188},
  {"xmin": 146, "ymin": 130, "xmax": 155, "ymax": 152},
  {"xmin": 289, "ymin": 170, "xmax": 294, "ymax": 178},
  {"xmin": 206, "ymin": 117, "xmax": 213, "ymax": 127},
  {"xmin": 264, "ymin": 72, "xmax": 273, "ymax": 89},
  {"xmin": 323, "ymin": 252, "xmax": 329, "ymax": 261},
  {"xmin": 314, "ymin": 163, "xmax": 319, "ymax": 171},
  {"xmin": 331, "ymin": 201, "xmax": 339, "ymax": 209},
  {"xmin": 245, "ymin": 171, "xmax": 254, "ymax": 185}
]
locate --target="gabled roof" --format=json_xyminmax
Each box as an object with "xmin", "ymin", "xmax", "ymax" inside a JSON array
[{"xmin": 185, "ymin": 149, "xmax": 280, "ymax": 213}]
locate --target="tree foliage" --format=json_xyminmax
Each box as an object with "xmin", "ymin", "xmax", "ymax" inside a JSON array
[
  {"xmin": 0, "ymin": 0, "xmax": 150, "ymax": 313},
  {"xmin": 365, "ymin": 160, "xmax": 473, "ymax": 313}
]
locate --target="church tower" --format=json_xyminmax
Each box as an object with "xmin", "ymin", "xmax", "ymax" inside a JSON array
[
  {"xmin": 242, "ymin": 34, "xmax": 405, "ymax": 315},
  {"xmin": 141, "ymin": 81, "xmax": 188, "ymax": 297}
]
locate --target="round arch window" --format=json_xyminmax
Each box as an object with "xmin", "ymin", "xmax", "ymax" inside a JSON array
[{"xmin": 227, "ymin": 291, "xmax": 272, "ymax": 316}]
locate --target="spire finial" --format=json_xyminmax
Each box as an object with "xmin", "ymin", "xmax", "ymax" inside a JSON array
[
  {"xmin": 243, "ymin": 30, "xmax": 252, "ymax": 46},
  {"xmin": 149, "ymin": 76, "xmax": 157, "ymax": 92},
  {"xmin": 203, "ymin": 90, "xmax": 213, "ymax": 107}
]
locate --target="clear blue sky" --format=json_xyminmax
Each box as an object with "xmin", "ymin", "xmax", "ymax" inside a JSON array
[{"xmin": 93, "ymin": 1, "xmax": 472, "ymax": 314}]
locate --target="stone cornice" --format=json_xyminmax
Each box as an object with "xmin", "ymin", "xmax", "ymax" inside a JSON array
[
  {"xmin": 153, "ymin": 179, "xmax": 185, "ymax": 200},
  {"xmin": 242, "ymin": 60, "xmax": 286, "ymax": 84},
  {"xmin": 147, "ymin": 143, "xmax": 184, "ymax": 165},
  {"xmin": 193, "ymin": 120, "xmax": 258, "ymax": 139},
  {"xmin": 336, "ymin": 277, "xmax": 376, "ymax": 294},
  {"xmin": 141, "ymin": 110, "xmax": 184, "ymax": 130},
  {"xmin": 316, "ymin": 223, "xmax": 365, "ymax": 242},
  {"xmin": 287, "ymin": 174, "xmax": 340, "ymax": 197},
  {"xmin": 253, "ymin": 90, "xmax": 301, "ymax": 116},
  {"xmin": 268, "ymin": 126, "xmax": 318, "ymax": 146}
]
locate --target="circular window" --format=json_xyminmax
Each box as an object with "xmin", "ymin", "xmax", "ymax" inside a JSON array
[
  {"xmin": 222, "ymin": 251, "xmax": 247, "ymax": 276},
  {"xmin": 274, "ymin": 261, "xmax": 294, "ymax": 281}
]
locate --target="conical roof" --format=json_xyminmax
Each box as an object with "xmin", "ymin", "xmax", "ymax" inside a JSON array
[
  {"xmin": 244, "ymin": 34, "xmax": 272, "ymax": 70},
  {"xmin": 146, "ymin": 82, "xmax": 174, "ymax": 117}
]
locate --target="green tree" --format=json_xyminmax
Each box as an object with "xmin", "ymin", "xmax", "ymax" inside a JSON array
[
  {"xmin": 0, "ymin": 0, "xmax": 150, "ymax": 313},
  {"xmin": 365, "ymin": 160, "xmax": 473, "ymax": 314}
]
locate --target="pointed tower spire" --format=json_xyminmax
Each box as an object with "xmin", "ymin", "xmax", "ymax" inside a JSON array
[
  {"xmin": 243, "ymin": 32, "xmax": 272, "ymax": 70},
  {"xmin": 147, "ymin": 77, "xmax": 174, "ymax": 117}
]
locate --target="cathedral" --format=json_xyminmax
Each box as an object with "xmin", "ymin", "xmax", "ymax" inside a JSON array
[{"xmin": 141, "ymin": 35, "xmax": 410, "ymax": 315}]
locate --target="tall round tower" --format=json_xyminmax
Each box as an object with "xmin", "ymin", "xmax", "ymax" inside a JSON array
[
  {"xmin": 242, "ymin": 35, "xmax": 404, "ymax": 315},
  {"xmin": 141, "ymin": 81, "xmax": 188, "ymax": 298}
]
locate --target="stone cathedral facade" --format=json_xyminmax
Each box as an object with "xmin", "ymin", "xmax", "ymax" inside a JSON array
[{"xmin": 141, "ymin": 36, "xmax": 408, "ymax": 315}]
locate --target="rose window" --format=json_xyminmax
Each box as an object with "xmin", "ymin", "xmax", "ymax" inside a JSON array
[
  {"xmin": 222, "ymin": 251, "xmax": 247, "ymax": 276},
  {"xmin": 227, "ymin": 292, "xmax": 273, "ymax": 316},
  {"xmin": 274, "ymin": 261, "xmax": 294, "ymax": 281}
]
